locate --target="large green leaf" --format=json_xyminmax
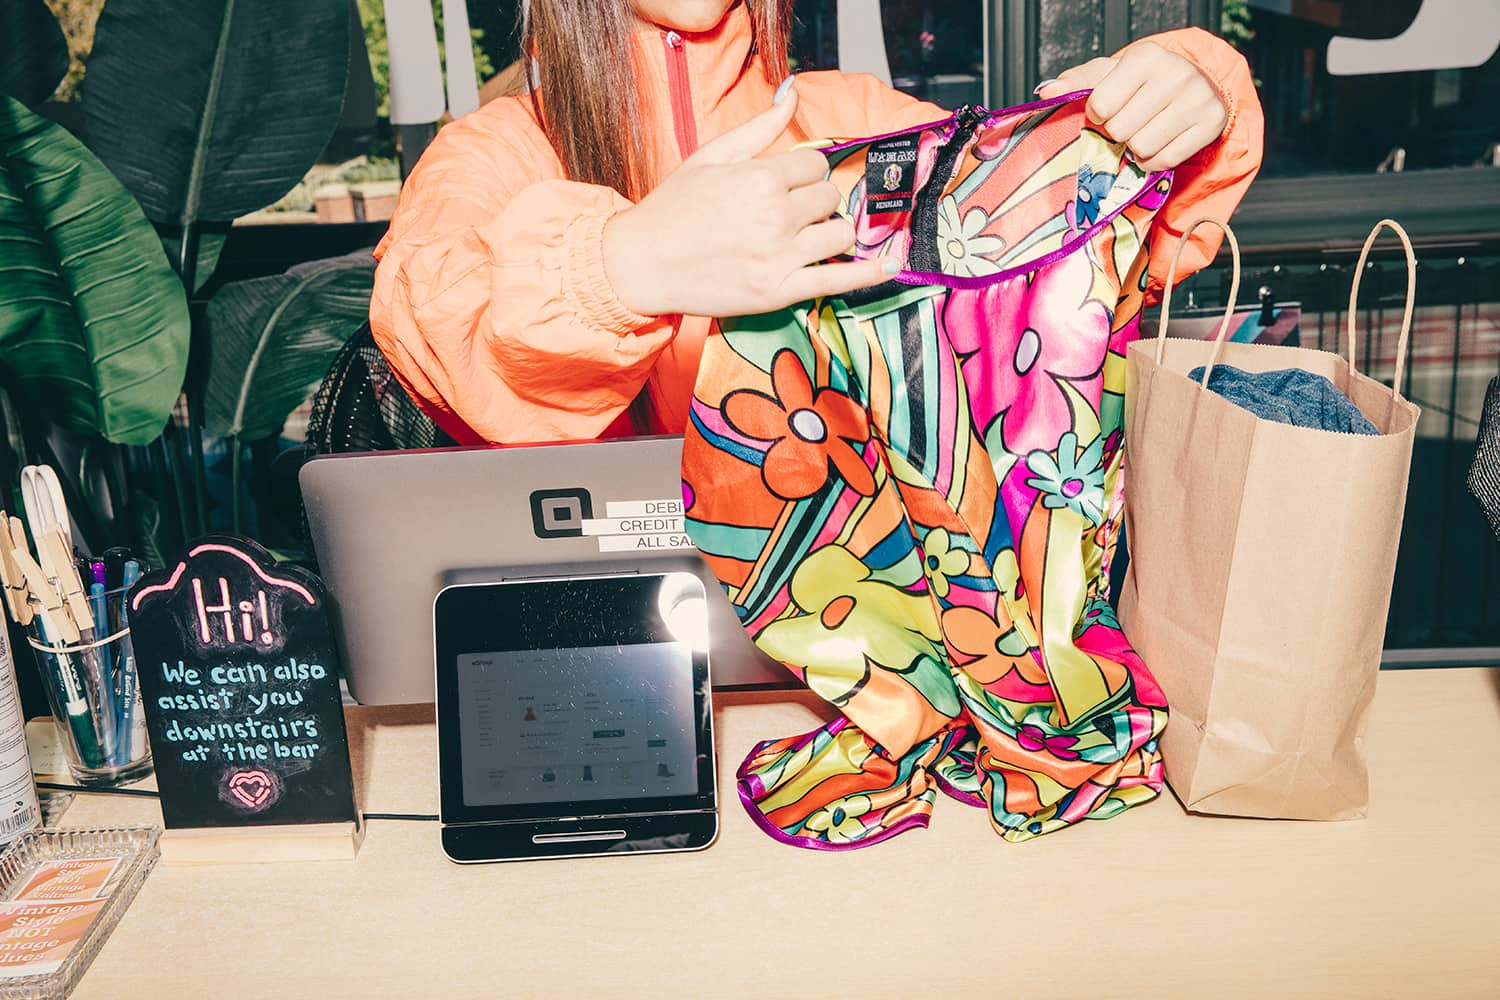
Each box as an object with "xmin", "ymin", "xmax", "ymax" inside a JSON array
[
  {"xmin": 82, "ymin": 0, "xmax": 350, "ymax": 226},
  {"xmin": 0, "ymin": 97, "xmax": 191, "ymax": 445},
  {"xmin": 0, "ymin": 0, "xmax": 69, "ymax": 108},
  {"xmin": 158, "ymin": 228, "xmax": 229, "ymax": 295},
  {"xmin": 203, "ymin": 251, "xmax": 374, "ymax": 441}
]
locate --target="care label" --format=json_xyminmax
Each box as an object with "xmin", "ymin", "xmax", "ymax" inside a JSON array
[{"xmin": 865, "ymin": 134, "xmax": 919, "ymax": 214}]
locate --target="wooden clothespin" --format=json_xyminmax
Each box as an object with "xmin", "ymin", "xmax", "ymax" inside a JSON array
[
  {"xmin": 11, "ymin": 540, "xmax": 77, "ymax": 645},
  {"xmin": 38, "ymin": 525, "xmax": 93, "ymax": 634},
  {"xmin": 0, "ymin": 513, "xmax": 34, "ymax": 627}
]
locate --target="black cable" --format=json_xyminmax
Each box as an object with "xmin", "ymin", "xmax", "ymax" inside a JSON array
[
  {"xmin": 36, "ymin": 781, "xmax": 160, "ymax": 798},
  {"xmin": 362, "ymin": 812, "xmax": 438, "ymax": 822}
]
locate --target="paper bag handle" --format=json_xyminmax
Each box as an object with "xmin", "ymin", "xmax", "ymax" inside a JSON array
[
  {"xmin": 1346, "ymin": 218, "xmax": 1417, "ymax": 397},
  {"xmin": 1154, "ymin": 217, "xmax": 1242, "ymax": 389}
]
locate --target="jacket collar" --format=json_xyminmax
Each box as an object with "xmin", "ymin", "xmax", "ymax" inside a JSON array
[{"xmin": 633, "ymin": 2, "xmax": 757, "ymax": 132}]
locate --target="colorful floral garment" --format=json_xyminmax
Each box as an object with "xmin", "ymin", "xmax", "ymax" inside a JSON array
[{"xmin": 682, "ymin": 93, "xmax": 1173, "ymax": 848}]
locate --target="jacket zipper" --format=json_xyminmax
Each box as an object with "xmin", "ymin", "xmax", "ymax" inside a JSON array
[
  {"xmin": 908, "ymin": 105, "xmax": 986, "ymax": 275},
  {"xmin": 663, "ymin": 31, "xmax": 699, "ymax": 160}
]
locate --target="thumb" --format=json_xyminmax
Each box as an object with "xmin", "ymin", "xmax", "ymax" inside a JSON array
[
  {"xmin": 691, "ymin": 77, "xmax": 799, "ymax": 165},
  {"xmin": 1035, "ymin": 56, "xmax": 1116, "ymax": 99}
]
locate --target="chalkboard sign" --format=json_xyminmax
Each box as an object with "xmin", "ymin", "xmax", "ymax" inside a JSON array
[{"xmin": 129, "ymin": 535, "xmax": 357, "ymax": 832}]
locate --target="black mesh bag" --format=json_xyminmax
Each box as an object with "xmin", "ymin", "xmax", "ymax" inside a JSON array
[
  {"xmin": 296, "ymin": 323, "xmax": 455, "ymax": 562},
  {"xmin": 306, "ymin": 322, "xmax": 454, "ymax": 455},
  {"xmin": 1468, "ymin": 375, "xmax": 1500, "ymax": 541}
]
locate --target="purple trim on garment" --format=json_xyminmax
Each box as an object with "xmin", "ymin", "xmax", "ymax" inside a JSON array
[
  {"xmin": 734, "ymin": 717, "xmax": 850, "ymax": 799},
  {"xmin": 819, "ymin": 88, "xmax": 1173, "ymax": 291},
  {"xmin": 932, "ymin": 769, "xmax": 986, "ymax": 808},
  {"xmin": 819, "ymin": 90, "xmax": 1093, "ymax": 155},
  {"xmin": 735, "ymin": 776, "xmax": 933, "ymax": 852},
  {"xmin": 734, "ymin": 717, "xmax": 933, "ymax": 851},
  {"xmin": 892, "ymin": 168, "xmax": 1173, "ymax": 290}
]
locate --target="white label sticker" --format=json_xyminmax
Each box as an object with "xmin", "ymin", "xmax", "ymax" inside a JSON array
[
  {"xmin": 581, "ymin": 516, "xmax": 684, "ymax": 536},
  {"xmin": 598, "ymin": 533, "xmax": 695, "ymax": 553},
  {"xmin": 605, "ymin": 499, "xmax": 683, "ymax": 518}
]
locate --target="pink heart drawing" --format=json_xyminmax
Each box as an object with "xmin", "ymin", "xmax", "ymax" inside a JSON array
[{"xmin": 226, "ymin": 769, "xmax": 275, "ymax": 810}]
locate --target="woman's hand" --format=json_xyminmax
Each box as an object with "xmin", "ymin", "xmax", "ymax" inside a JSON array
[
  {"xmin": 604, "ymin": 80, "xmax": 897, "ymax": 319},
  {"xmin": 1036, "ymin": 41, "xmax": 1228, "ymax": 172}
]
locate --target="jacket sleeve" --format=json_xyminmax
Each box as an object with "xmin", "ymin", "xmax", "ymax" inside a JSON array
[
  {"xmin": 369, "ymin": 101, "xmax": 674, "ymax": 444},
  {"xmin": 790, "ymin": 70, "xmax": 948, "ymax": 141},
  {"xmin": 1133, "ymin": 27, "xmax": 1264, "ymax": 298}
]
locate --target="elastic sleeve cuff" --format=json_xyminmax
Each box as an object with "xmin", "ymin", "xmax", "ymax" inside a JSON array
[
  {"xmin": 563, "ymin": 207, "xmax": 656, "ymax": 337},
  {"xmin": 1139, "ymin": 28, "xmax": 1242, "ymax": 142}
]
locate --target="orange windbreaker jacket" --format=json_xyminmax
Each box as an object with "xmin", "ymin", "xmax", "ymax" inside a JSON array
[{"xmin": 370, "ymin": 6, "xmax": 1263, "ymax": 445}]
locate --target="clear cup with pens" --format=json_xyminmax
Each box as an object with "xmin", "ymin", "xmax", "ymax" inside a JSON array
[
  {"xmin": 23, "ymin": 580, "xmax": 152, "ymax": 787},
  {"xmin": 0, "ymin": 467, "xmax": 152, "ymax": 785},
  {"xmin": 0, "ymin": 488, "xmax": 153, "ymax": 786}
]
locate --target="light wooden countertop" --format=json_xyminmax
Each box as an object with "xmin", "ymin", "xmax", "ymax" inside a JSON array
[{"xmin": 61, "ymin": 667, "xmax": 1500, "ymax": 999}]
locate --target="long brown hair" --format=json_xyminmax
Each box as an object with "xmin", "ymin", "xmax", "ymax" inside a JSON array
[{"xmin": 522, "ymin": 0, "xmax": 795, "ymax": 200}]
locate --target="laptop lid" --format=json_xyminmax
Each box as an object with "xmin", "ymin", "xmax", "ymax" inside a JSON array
[{"xmin": 299, "ymin": 436, "xmax": 791, "ymax": 704}]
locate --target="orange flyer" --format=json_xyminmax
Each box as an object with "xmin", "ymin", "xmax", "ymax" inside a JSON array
[
  {"xmin": 13, "ymin": 857, "xmax": 121, "ymax": 902},
  {"xmin": 0, "ymin": 899, "xmax": 107, "ymax": 977}
]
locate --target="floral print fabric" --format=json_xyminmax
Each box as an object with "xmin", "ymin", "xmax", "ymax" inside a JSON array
[{"xmin": 683, "ymin": 93, "xmax": 1171, "ymax": 848}]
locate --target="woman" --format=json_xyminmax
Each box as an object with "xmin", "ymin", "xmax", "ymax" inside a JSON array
[{"xmin": 370, "ymin": 0, "xmax": 1261, "ymax": 445}]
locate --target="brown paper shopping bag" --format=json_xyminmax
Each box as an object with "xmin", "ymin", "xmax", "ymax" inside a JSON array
[{"xmin": 1119, "ymin": 219, "xmax": 1421, "ymax": 820}]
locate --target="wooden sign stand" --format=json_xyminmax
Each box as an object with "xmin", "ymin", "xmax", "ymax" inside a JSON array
[
  {"xmin": 160, "ymin": 820, "xmax": 364, "ymax": 866},
  {"xmin": 128, "ymin": 535, "xmax": 362, "ymax": 864}
]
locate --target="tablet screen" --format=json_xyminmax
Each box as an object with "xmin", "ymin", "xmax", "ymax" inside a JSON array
[
  {"xmin": 434, "ymin": 571, "xmax": 716, "ymax": 829},
  {"xmin": 456, "ymin": 641, "xmax": 699, "ymax": 806}
]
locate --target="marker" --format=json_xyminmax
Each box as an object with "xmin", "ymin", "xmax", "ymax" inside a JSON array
[
  {"xmin": 36, "ymin": 608, "xmax": 104, "ymax": 770},
  {"xmin": 101, "ymin": 548, "xmax": 132, "ymax": 591}
]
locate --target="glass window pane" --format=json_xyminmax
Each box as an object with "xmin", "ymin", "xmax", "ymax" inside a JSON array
[
  {"xmin": 792, "ymin": 0, "xmax": 985, "ymax": 109},
  {"xmin": 1037, "ymin": 0, "xmax": 1103, "ymax": 82},
  {"xmin": 1129, "ymin": 0, "xmax": 1193, "ymax": 40},
  {"xmin": 1236, "ymin": 0, "xmax": 1500, "ymax": 176}
]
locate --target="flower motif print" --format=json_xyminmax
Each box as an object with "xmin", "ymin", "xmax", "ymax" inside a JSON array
[
  {"xmin": 943, "ymin": 602, "xmax": 1052, "ymax": 706},
  {"xmin": 1015, "ymin": 723, "xmax": 1080, "ymax": 760},
  {"xmin": 758, "ymin": 545, "xmax": 955, "ymax": 715},
  {"xmin": 1073, "ymin": 164, "xmax": 1117, "ymax": 228},
  {"xmin": 1074, "ymin": 595, "xmax": 1121, "ymax": 638},
  {"xmin": 940, "ymin": 251, "xmax": 1111, "ymax": 455},
  {"xmin": 723, "ymin": 349, "xmax": 875, "ymax": 501},
  {"xmin": 935, "ymin": 194, "xmax": 1005, "ymax": 277},
  {"xmin": 919, "ymin": 527, "xmax": 970, "ymax": 599},
  {"xmin": 802, "ymin": 795, "xmax": 873, "ymax": 843},
  {"xmin": 1025, "ymin": 431, "xmax": 1106, "ymax": 526}
]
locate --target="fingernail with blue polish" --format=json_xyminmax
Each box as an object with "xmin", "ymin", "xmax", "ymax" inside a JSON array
[
  {"xmin": 882, "ymin": 258, "xmax": 901, "ymax": 276},
  {"xmin": 1033, "ymin": 78, "xmax": 1060, "ymax": 95},
  {"xmin": 774, "ymin": 75, "xmax": 795, "ymax": 105}
]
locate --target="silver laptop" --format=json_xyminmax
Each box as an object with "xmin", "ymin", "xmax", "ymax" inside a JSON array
[{"xmin": 300, "ymin": 436, "xmax": 791, "ymax": 704}]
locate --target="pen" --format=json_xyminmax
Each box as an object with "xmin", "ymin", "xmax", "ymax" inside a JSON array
[
  {"xmin": 117, "ymin": 560, "xmax": 143, "ymax": 764},
  {"xmin": 90, "ymin": 578, "xmax": 122, "ymax": 766},
  {"xmin": 89, "ymin": 560, "xmax": 121, "ymax": 734}
]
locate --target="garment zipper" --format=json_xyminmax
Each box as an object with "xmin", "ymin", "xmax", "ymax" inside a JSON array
[
  {"xmin": 908, "ymin": 105, "xmax": 986, "ymax": 275},
  {"xmin": 663, "ymin": 31, "xmax": 699, "ymax": 159}
]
